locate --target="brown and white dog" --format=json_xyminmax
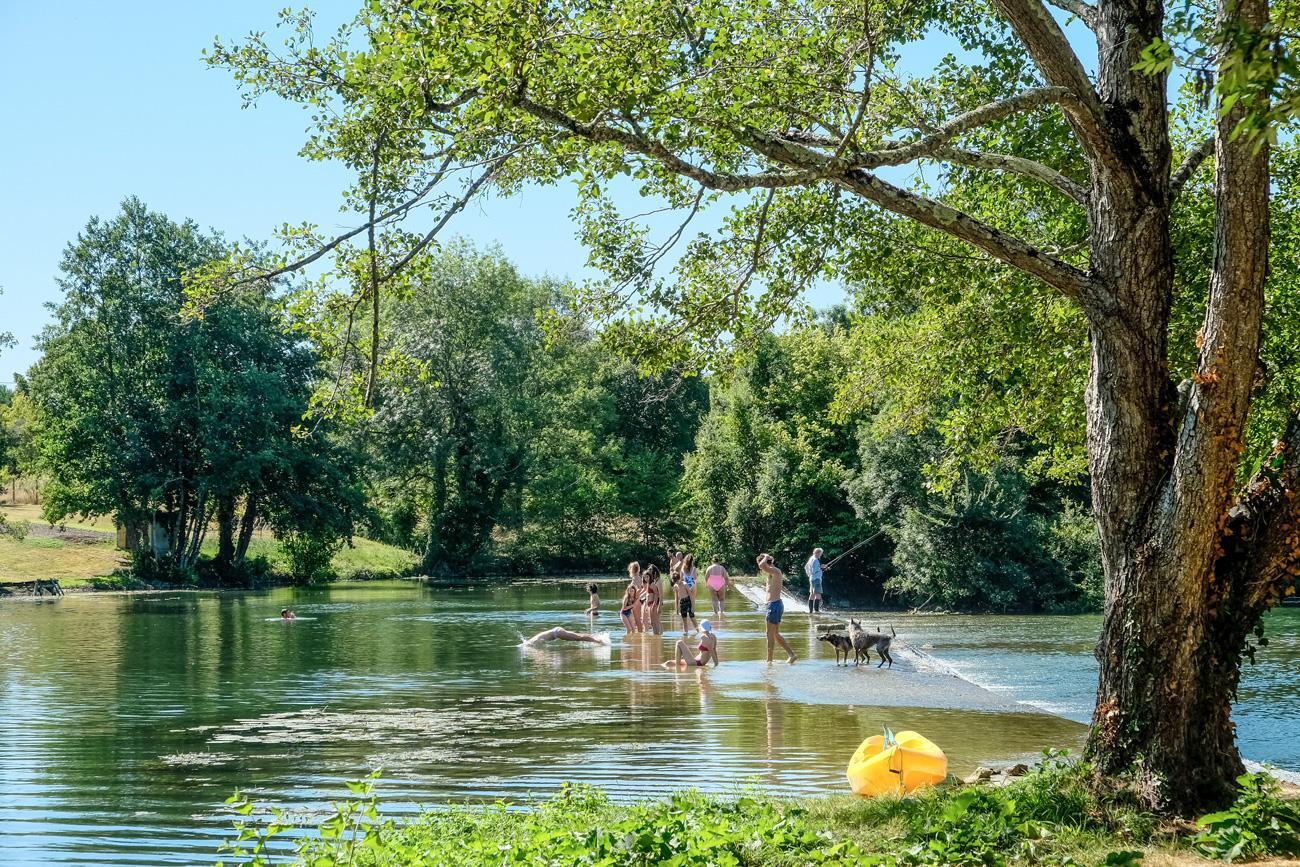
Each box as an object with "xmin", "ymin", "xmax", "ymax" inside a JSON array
[{"xmin": 817, "ymin": 632, "xmax": 855, "ymax": 666}]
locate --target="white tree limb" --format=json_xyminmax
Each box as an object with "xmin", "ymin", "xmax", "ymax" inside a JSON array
[{"xmin": 933, "ymin": 146, "xmax": 1088, "ymax": 204}]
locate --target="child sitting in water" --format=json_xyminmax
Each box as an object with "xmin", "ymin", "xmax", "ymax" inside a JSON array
[
  {"xmin": 584, "ymin": 582, "xmax": 600, "ymax": 617},
  {"xmin": 280, "ymin": 608, "xmax": 296, "ymax": 621}
]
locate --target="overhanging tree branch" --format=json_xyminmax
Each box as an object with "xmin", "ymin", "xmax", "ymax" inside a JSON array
[
  {"xmin": 515, "ymin": 95, "xmax": 813, "ymax": 192},
  {"xmin": 1045, "ymin": 0, "xmax": 1098, "ymax": 28},
  {"xmin": 862, "ymin": 87, "xmax": 1072, "ymax": 164},
  {"xmin": 990, "ymin": 0, "xmax": 1115, "ymax": 166},
  {"xmin": 834, "ymin": 167, "xmax": 1105, "ymax": 306},
  {"xmin": 1171, "ymin": 136, "xmax": 1215, "ymax": 198},
  {"xmin": 932, "ymin": 146, "xmax": 1088, "ymax": 204}
]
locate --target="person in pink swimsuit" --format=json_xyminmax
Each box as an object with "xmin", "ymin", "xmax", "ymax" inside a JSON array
[
  {"xmin": 704, "ymin": 557, "xmax": 728, "ymax": 616},
  {"xmin": 664, "ymin": 620, "xmax": 718, "ymax": 667}
]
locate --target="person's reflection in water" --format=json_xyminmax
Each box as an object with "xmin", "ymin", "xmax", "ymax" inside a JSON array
[
  {"xmin": 620, "ymin": 632, "xmax": 663, "ymax": 712},
  {"xmin": 763, "ymin": 675, "xmax": 786, "ymax": 789}
]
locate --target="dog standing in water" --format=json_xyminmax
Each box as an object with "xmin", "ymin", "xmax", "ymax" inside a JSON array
[
  {"xmin": 848, "ymin": 619, "xmax": 896, "ymax": 668},
  {"xmin": 817, "ymin": 631, "xmax": 854, "ymax": 665}
]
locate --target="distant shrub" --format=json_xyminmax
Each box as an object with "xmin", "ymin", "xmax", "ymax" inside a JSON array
[
  {"xmin": 280, "ymin": 531, "xmax": 341, "ymax": 584},
  {"xmin": 0, "ymin": 515, "xmax": 30, "ymax": 541}
]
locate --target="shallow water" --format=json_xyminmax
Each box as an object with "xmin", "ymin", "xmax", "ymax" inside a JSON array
[{"xmin": 0, "ymin": 581, "xmax": 1294, "ymax": 865}]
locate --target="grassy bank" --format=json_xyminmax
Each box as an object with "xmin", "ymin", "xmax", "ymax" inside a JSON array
[
  {"xmin": 220, "ymin": 762, "xmax": 1300, "ymax": 867},
  {"xmin": 0, "ymin": 504, "xmax": 417, "ymax": 590}
]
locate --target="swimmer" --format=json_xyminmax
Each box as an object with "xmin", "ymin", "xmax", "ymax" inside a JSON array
[
  {"xmin": 522, "ymin": 627, "xmax": 608, "ymax": 645},
  {"xmin": 280, "ymin": 608, "xmax": 296, "ymax": 621},
  {"xmin": 663, "ymin": 619, "xmax": 718, "ymax": 668},
  {"xmin": 624, "ymin": 562, "xmax": 642, "ymax": 632},
  {"xmin": 681, "ymin": 553, "xmax": 699, "ymax": 606},
  {"xmin": 641, "ymin": 563, "xmax": 664, "ymax": 635},
  {"xmin": 669, "ymin": 571, "xmax": 698, "ymax": 635},
  {"xmin": 584, "ymin": 582, "xmax": 600, "ymax": 618}
]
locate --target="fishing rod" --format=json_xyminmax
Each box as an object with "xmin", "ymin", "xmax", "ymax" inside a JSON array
[{"xmin": 823, "ymin": 529, "xmax": 885, "ymax": 570}]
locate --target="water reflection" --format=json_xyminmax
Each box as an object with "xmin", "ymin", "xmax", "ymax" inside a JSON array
[{"xmin": 0, "ymin": 583, "xmax": 1294, "ymax": 865}]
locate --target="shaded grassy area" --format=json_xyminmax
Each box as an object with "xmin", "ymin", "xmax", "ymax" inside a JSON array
[
  {"xmin": 0, "ymin": 505, "xmax": 416, "ymax": 589},
  {"xmin": 222, "ymin": 765, "xmax": 1300, "ymax": 867},
  {"xmin": 212, "ymin": 533, "xmax": 418, "ymax": 579}
]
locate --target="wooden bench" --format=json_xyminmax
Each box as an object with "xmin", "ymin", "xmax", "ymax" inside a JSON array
[{"xmin": 0, "ymin": 577, "xmax": 64, "ymax": 596}]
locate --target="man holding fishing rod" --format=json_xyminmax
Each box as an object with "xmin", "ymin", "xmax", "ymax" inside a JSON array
[
  {"xmin": 804, "ymin": 547, "xmax": 825, "ymax": 613},
  {"xmin": 808, "ymin": 530, "xmax": 883, "ymax": 613}
]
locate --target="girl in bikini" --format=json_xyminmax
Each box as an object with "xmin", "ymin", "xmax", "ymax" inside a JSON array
[
  {"xmin": 642, "ymin": 564, "xmax": 664, "ymax": 635},
  {"xmin": 621, "ymin": 563, "xmax": 640, "ymax": 633},
  {"xmin": 664, "ymin": 620, "xmax": 718, "ymax": 667}
]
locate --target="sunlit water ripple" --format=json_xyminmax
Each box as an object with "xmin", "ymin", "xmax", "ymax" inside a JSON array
[{"xmin": 0, "ymin": 581, "xmax": 1295, "ymax": 865}]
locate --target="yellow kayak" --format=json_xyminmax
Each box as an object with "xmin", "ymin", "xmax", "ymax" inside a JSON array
[{"xmin": 847, "ymin": 730, "xmax": 948, "ymax": 796}]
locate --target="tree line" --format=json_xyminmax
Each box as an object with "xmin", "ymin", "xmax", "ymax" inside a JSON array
[{"xmin": 0, "ymin": 199, "xmax": 1104, "ymax": 613}]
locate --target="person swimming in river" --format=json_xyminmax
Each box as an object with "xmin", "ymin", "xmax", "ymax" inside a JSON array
[
  {"xmin": 522, "ymin": 627, "xmax": 609, "ymax": 645},
  {"xmin": 620, "ymin": 583, "xmax": 640, "ymax": 633},
  {"xmin": 622, "ymin": 562, "xmax": 642, "ymax": 633},
  {"xmin": 663, "ymin": 619, "xmax": 718, "ymax": 668},
  {"xmin": 680, "ymin": 553, "xmax": 699, "ymax": 607},
  {"xmin": 704, "ymin": 556, "xmax": 728, "ymax": 617},
  {"xmin": 584, "ymin": 582, "xmax": 600, "ymax": 618},
  {"xmin": 280, "ymin": 608, "xmax": 296, "ymax": 621}
]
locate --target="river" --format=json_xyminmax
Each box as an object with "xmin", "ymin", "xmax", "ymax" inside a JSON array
[{"xmin": 0, "ymin": 580, "xmax": 1295, "ymax": 865}]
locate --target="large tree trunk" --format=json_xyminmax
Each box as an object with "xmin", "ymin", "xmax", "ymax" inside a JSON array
[
  {"xmin": 235, "ymin": 492, "xmax": 258, "ymax": 562},
  {"xmin": 1080, "ymin": 0, "xmax": 1272, "ymax": 813},
  {"xmin": 215, "ymin": 493, "xmax": 237, "ymax": 575}
]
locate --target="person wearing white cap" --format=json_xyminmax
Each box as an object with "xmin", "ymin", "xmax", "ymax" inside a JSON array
[{"xmin": 663, "ymin": 619, "xmax": 718, "ymax": 667}]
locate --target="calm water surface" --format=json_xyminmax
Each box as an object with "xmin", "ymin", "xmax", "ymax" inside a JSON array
[{"xmin": 0, "ymin": 581, "xmax": 1295, "ymax": 865}]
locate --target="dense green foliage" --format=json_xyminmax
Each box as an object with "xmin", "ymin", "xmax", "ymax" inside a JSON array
[
  {"xmin": 360, "ymin": 244, "xmax": 706, "ymax": 575},
  {"xmin": 684, "ymin": 318, "xmax": 1101, "ymax": 611},
  {"xmin": 19, "ymin": 202, "xmax": 1101, "ymax": 603},
  {"xmin": 221, "ymin": 758, "xmax": 1283, "ymax": 866},
  {"xmin": 28, "ymin": 199, "xmax": 362, "ymax": 582}
]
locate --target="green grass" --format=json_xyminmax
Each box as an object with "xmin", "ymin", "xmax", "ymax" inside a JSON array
[
  {"xmin": 0, "ymin": 503, "xmax": 117, "ymax": 534},
  {"xmin": 0, "ymin": 536, "xmax": 127, "ymax": 586},
  {"xmin": 208, "ymin": 533, "xmax": 418, "ymax": 580},
  {"xmin": 222, "ymin": 762, "xmax": 1271, "ymax": 867},
  {"xmin": 1, "ymin": 504, "xmax": 416, "ymax": 588}
]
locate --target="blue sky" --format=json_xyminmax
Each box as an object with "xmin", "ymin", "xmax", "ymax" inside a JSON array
[
  {"xmin": 0, "ymin": 3, "xmax": 1094, "ymax": 386},
  {"xmin": 0, "ymin": 1, "xmax": 740, "ymax": 384}
]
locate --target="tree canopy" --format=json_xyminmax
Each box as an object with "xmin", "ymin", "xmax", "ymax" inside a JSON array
[{"xmin": 29, "ymin": 199, "xmax": 361, "ymax": 581}]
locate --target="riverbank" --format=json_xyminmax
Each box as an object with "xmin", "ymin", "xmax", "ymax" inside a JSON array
[
  {"xmin": 226, "ymin": 764, "xmax": 1300, "ymax": 866},
  {"xmin": 0, "ymin": 503, "xmax": 417, "ymax": 593}
]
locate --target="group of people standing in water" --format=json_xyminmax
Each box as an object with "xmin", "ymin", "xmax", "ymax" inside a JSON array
[
  {"xmin": 529, "ymin": 547, "xmax": 828, "ymax": 666},
  {"xmin": 614, "ymin": 552, "xmax": 730, "ymax": 636}
]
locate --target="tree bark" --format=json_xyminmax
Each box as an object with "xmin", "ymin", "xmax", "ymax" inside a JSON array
[
  {"xmin": 235, "ymin": 492, "xmax": 258, "ymax": 562},
  {"xmin": 1081, "ymin": 0, "xmax": 1272, "ymax": 813},
  {"xmin": 215, "ymin": 493, "xmax": 237, "ymax": 575}
]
